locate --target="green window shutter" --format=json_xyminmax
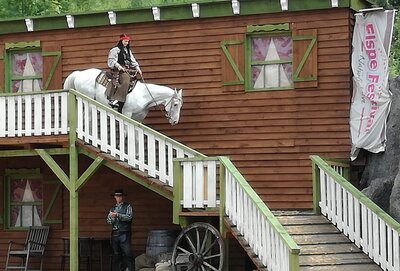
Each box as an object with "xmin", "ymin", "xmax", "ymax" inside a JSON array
[
  {"xmin": 43, "ymin": 180, "xmax": 63, "ymax": 228},
  {"xmin": 221, "ymin": 40, "xmax": 244, "ymax": 87},
  {"xmin": 293, "ymin": 28, "xmax": 318, "ymax": 89},
  {"xmin": 42, "ymin": 42, "xmax": 62, "ymax": 90}
]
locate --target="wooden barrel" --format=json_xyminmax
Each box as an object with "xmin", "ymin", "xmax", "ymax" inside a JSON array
[{"xmin": 145, "ymin": 229, "xmax": 180, "ymax": 259}]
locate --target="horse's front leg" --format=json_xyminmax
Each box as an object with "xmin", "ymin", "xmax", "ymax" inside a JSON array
[{"xmin": 130, "ymin": 110, "xmax": 149, "ymax": 123}]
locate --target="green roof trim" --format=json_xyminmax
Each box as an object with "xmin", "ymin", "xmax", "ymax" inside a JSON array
[{"xmin": 0, "ymin": 0, "xmax": 373, "ymax": 35}]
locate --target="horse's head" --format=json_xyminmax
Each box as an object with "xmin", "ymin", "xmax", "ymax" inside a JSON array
[{"xmin": 165, "ymin": 89, "xmax": 183, "ymax": 125}]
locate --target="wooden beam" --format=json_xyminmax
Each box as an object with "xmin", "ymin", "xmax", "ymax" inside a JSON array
[
  {"xmin": 77, "ymin": 143, "xmax": 173, "ymax": 201},
  {"xmin": 35, "ymin": 149, "xmax": 70, "ymax": 191},
  {"xmin": 0, "ymin": 148, "xmax": 68, "ymax": 157},
  {"xmin": 0, "ymin": 135, "xmax": 69, "ymax": 146},
  {"xmin": 76, "ymin": 156, "xmax": 104, "ymax": 191}
]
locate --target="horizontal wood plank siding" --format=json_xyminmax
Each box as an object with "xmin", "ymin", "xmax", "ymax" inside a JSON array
[
  {"xmin": 0, "ymin": 7, "xmax": 357, "ymax": 270},
  {"xmin": 0, "ymin": 156, "xmax": 180, "ymax": 270},
  {"xmin": 0, "ymin": 9, "xmax": 352, "ymax": 208}
]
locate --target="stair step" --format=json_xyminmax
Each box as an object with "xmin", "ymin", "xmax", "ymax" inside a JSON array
[
  {"xmin": 299, "ymin": 243, "xmax": 362, "ymax": 255},
  {"xmin": 300, "ymin": 252, "xmax": 378, "ymax": 266},
  {"xmin": 276, "ymin": 214, "xmax": 330, "ymax": 226},
  {"xmin": 300, "ymin": 263, "xmax": 383, "ymax": 271},
  {"xmin": 292, "ymin": 233, "xmax": 352, "ymax": 245},
  {"xmin": 284, "ymin": 223, "xmax": 340, "ymax": 235}
]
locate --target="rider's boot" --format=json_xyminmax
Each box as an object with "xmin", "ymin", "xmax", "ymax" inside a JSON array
[
  {"xmin": 109, "ymin": 100, "xmax": 119, "ymax": 107},
  {"xmin": 117, "ymin": 102, "xmax": 124, "ymax": 113}
]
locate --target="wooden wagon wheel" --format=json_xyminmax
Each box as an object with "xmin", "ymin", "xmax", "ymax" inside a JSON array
[{"xmin": 171, "ymin": 222, "xmax": 225, "ymax": 271}]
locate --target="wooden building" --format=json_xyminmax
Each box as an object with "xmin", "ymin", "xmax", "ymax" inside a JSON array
[{"xmin": 0, "ymin": 0, "xmax": 376, "ymax": 270}]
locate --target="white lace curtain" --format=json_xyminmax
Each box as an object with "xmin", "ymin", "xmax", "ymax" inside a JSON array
[
  {"xmin": 11, "ymin": 179, "xmax": 43, "ymax": 227},
  {"xmin": 12, "ymin": 52, "xmax": 43, "ymax": 92},
  {"xmin": 251, "ymin": 36, "xmax": 293, "ymax": 89}
]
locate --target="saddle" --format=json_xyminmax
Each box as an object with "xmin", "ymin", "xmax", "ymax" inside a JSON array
[{"xmin": 96, "ymin": 68, "xmax": 138, "ymax": 92}]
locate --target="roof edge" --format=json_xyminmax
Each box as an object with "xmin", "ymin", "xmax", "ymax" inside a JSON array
[{"xmin": 0, "ymin": 0, "xmax": 373, "ymax": 35}]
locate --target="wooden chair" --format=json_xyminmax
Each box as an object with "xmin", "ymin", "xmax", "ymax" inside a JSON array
[{"xmin": 5, "ymin": 226, "xmax": 50, "ymax": 271}]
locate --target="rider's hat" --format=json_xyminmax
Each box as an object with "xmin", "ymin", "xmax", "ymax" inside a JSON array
[{"xmin": 111, "ymin": 188, "xmax": 127, "ymax": 196}]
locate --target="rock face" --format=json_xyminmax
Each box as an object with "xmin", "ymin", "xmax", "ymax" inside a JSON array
[{"xmin": 359, "ymin": 76, "xmax": 400, "ymax": 222}]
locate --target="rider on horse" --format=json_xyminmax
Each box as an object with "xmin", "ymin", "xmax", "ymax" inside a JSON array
[{"xmin": 105, "ymin": 34, "xmax": 142, "ymax": 113}]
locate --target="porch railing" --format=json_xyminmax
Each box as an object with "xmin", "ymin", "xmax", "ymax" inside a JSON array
[
  {"xmin": 311, "ymin": 155, "xmax": 400, "ymax": 271},
  {"xmin": 173, "ymin": 157, "xmax": 300, "ymax": 271},
  {"xmin": 0, "ymin": 90, "xmax": 68, "ymax": 137},
  {"xmin": 72, "ymin": 89, "xmax": 205, "ymax": 186}
]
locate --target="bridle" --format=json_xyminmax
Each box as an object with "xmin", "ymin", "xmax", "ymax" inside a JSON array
[
  {"xmin": 139, "ymin": 75, "xmax": 181, "ymax": 122},
  {"xmin": 163, "ymin": 90, "xmax": 182, "ymax": 121}
]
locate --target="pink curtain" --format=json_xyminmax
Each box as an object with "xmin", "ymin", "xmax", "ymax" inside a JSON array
[
  {"xmin": 10, "ymin": 179, "xmax": 43, "ymax": 227},
  {"xmin": 251, "ymin": 36, "xmax": 293, "ymax": 88},
  {"xmin": 12, "ymin": 52, "xmax": 43, "ymax": 92}
]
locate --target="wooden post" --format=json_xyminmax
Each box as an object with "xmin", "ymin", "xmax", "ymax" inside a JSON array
[
  {"xmin": 68, "ymin": 91, "xmax": 79, "ymax": 271},
  {"xmin": 172, "ymin": 160, "xmax": 183, "ymax": 225},
  {"xmin": 219, "ymin": 157, "xmax": 227, "ymax": 237},
  {"xmin": 311, "ymin": 156, "xmax": 321, "ymax": 215}
]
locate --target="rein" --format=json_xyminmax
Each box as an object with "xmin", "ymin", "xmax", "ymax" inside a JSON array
[{"xmin": 137, "ymin": 74, "xmax": 178, "ymax": 121}]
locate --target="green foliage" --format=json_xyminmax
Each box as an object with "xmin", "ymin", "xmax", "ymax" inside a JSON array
[
  {"xmin": 368, "ymin": 0, "xmax": 399, "ymax": 76},
  {"xmin": 0, "ymin": 0, "xmax": 70, "ymax": 18}
]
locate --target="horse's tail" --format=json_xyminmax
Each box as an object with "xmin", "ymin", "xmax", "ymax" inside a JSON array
[{"xmin": 63, "ymin": 71, "xmax": 80, "ymax": 90}]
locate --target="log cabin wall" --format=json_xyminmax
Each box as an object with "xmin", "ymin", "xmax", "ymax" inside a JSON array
[
  {"xmin": 0, "ymin": 7, "xmax": 354, "ymax": 209},
  {"xmin": 0, "ymin": 156, "xmax": 248, "ymax": 270},
  {"xmin": 0, "ymin": 156, "xmax": 171, "ymax": 268},
  {"xmin": 0, "ymin": 4, "xmax": 359, "ymax": 269}
]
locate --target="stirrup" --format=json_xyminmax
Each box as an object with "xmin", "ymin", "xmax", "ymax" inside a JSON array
[{"xmin": 109, "ymin": 100, "xmax": 119, "ymax": 108}]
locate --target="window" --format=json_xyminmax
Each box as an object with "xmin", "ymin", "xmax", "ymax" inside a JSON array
[
  {"xmin": 5, "ymin": 169, "xmax": 43, "ymax": 229},
  {"xmin": 221, "ymin": 23, "xmax": 317, "ymax": 90},
  {"xmin": 249, "ymin": 35, "xmax": 293, "ymax": 90},
  {"xmin": 5, "ymin": 40, "xmax": 43, "ymax": 93},
  {"xmin": 10, "ymin": 51, "xmax": 43, "ymax": 92},
  {"xmin": 246, "ymin": 24, "xmax": 293, "ymax": 91}
]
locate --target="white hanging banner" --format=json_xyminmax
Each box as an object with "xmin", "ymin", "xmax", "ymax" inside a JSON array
[{"xmin": 350, "ymin": 9, "xmax": 395, "ymax": 161}]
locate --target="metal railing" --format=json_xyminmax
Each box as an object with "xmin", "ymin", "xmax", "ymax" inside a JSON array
[{"xmin": 311, "ymin": 155, "xmax": 400, "ymax": 271}]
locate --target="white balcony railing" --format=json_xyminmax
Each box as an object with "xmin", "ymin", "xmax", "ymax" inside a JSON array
[{"xmin": 0, "ymin": 90, "xmax": 68, "ymax": 137}]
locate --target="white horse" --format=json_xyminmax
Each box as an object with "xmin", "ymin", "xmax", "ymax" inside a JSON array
[{"xmin": 63, "ymin": 68, "xmax": 183, "ymax": 125}]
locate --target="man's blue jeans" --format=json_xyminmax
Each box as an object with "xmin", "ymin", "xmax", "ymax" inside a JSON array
[{"xmin": 111, "ymin": 231, "xmax": 134, "ymax": 271}]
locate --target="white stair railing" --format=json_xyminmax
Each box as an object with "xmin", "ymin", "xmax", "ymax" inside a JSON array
[
  {"xmin": 72, "ymin": 90, "xmax": 204, "ymax": 186},
  {"xmin": 0, "ymin": 90, "xmax": 68, "ymax": 137},
  {"xmin": 311, "ymin": 155, "xmax": 400, "ymax": 271},
  {"xmin": 173, "ymin": 157, "xmax": 300, "ymax": 271}
]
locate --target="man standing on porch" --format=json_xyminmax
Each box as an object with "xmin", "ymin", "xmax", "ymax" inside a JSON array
[{"xmin": 107, "ymin": 188, "xmax": 134, "ymax": 271}]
